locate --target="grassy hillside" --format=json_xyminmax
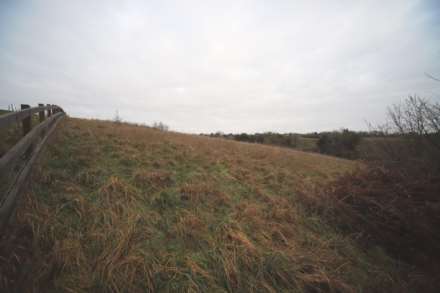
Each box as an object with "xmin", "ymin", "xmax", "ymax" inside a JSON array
[{"xmin": 5, "ymin": 118, "xmax": 410, "ymax": 292}]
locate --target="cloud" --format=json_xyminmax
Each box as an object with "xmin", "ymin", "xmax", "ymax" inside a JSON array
[{"xmin": 1, "ymin": 0, "xmax": 439, "ymax": 133}]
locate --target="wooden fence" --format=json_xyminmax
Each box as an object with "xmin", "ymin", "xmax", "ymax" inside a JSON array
[{"xmin": 0, "ymin": 104, "xmax": 65, "ymax": 230}]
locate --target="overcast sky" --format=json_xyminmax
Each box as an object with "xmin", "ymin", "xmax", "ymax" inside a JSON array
[{"xmin": 1, "ymin": 0, "xmax": 439, "ymax": 133}]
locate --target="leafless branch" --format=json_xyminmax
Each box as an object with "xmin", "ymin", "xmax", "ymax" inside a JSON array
[{"xmin": 425, "ymin": 72, "xmax": 440, "ymax": 82}]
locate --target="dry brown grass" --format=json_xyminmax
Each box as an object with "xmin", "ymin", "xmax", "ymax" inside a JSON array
[{"xmin": 0, "ymin": 118, "xmax": 414, "ymax": 292}]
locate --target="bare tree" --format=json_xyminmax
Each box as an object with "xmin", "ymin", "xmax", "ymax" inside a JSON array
[
  {"xmin": 113, "ymin": 110, "xmax": 122, "ymax": 124},
  {"xmin": 425, "ymin": 72, "xmax": 440, "ymax": 82},
  {"xmin": 387, "ymin": 96, "xmax": 440, "ymax": 150},
  {"xmin": 7, "ymin": 104, "xmax": 16, "ymax": 112},
  {"xmin": 153, "ymin": 121, "xmax": 169, "ymax": 131}
]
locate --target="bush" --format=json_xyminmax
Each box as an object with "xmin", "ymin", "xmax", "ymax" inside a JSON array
[{"xmin": 317, "ymin": 129, "xmax": 361, "ymax": 158}]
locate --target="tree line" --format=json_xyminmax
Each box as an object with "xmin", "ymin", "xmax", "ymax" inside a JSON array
[
  {"xmin": 204, "ymin": 96, "xmax": 440, "ymax": 160},
  {"xmin": 204, "ymin": 130, "xmax": 370, "ymax": 159}
]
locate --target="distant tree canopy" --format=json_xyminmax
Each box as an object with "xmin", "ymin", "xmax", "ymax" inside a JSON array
[
  {"xmin": 316, "ymin": 129, "xmax": 361, "ymax": 159},
  {"xmin": 205, "ymin": 96, "xmax": 439, "ymax": 160},
  {"xmin": 205, "ymin": 130, "xmax": 365, "ymax": 159},
  {"xmin": 208, "ymin": 132, "xmax": 300, "ymax": 148}
]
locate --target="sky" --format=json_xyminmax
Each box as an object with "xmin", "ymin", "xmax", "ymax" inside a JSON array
[{"xmin": 0, "ymin": 0, "xmax": 439, "ymax": 133}]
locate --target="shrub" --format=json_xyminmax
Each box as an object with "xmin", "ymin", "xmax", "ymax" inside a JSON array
[
  {"xmin": 299, "ymin": 164, "xmax": 440, "ymax": 290},
  {"xmin": 317, "ymin": 129, "xmax": 361, "ymax": 158}
]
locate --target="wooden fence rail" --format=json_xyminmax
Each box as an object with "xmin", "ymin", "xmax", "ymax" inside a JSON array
[{"xmin": 0, "ymin": 104, "xmax": 65, "ymax": 230}]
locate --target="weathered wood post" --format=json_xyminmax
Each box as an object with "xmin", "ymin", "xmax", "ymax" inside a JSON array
[
  {"xmin": 47, "ymin": 104, "xmax": 52, "ymax": 117},
  {"xmin": 21, "ymin": 104, "xmax": 31, "ymax": 136},
  {"xmin": 38, "ymin": 103, "xmax": 45, "ymax": 122}
]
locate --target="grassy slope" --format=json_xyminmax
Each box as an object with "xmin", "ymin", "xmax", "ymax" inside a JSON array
[{"xmin": 17, "ymin": 118, "xmax": 403, "ymax": 292}]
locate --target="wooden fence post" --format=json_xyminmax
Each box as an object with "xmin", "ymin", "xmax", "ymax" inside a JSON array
[
  {"xmin": 38, "ymin": 103, "xmax": 45, "ymax": 122},
  {"xmin": 47, "ymin": 104, "xmax": 52, "ymax": 117},
  {"xmin": 21, "ymin": 104, "xmax": 31, "ymax": 136}
]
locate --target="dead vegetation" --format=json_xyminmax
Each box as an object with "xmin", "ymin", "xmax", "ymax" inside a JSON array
[
  {"xmin": 0, "ymin": 117, "xmax": 424, "ymax": 292},
  {"xmin": 299, "ymin": 164, "xmax": 440, "ymax": 291}
]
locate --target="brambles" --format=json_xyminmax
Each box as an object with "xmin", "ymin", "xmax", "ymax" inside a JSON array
[{"xmin": 299, "ymin": 165, "xmax": 440, "ymax": 291}]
